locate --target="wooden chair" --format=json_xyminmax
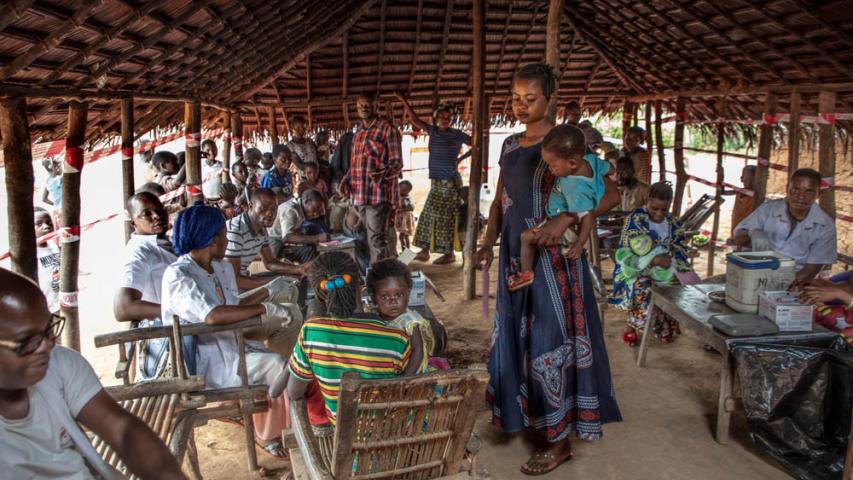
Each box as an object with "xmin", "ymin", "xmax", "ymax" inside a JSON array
[
  {"xmin": 286, "ymin": 370, "xmax": 489, "ymax": 480},
  {"xmin": 94, "ymin": 317, "xmax": 271, "ymax": 473}
]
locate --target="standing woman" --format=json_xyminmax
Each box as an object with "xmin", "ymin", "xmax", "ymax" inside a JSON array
[
  {"xmin": 396, "ymin": 92, "xmax": 471, "ymax": 264},
  {"xmin": 474, "ymin": 64, "xmax": 622, "ymax": 475}
]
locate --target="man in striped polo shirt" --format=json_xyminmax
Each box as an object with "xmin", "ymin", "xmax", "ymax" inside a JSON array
[{"xmin": 225, "ymin": 188, "xmax": 306, "ymax": 290}]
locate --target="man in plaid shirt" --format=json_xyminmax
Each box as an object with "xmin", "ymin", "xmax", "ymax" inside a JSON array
[{"xmin": 340, "ymin": 92, "xmax": 403, "ymax": 264}]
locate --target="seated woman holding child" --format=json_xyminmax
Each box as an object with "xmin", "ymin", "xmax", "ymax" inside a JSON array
[
  {"xmin": 160, "ymin": 204, "xmax": 303, "ymax": 458},
  {"xmin": 609, "ymin": 182, "xmax": 693, "ymax": 345}
]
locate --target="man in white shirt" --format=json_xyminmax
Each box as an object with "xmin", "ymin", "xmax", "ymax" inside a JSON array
[
  {"xmin": 270, "ymin": 189, "xmax": 330, "ymax": 263},
  {"xmin": 0, "ymin": 268, "xmax": 185, "ymax": 480},
  {"xmin": 734, "ymin": 168, "xmax": 837, "ymax": 285},
  {"xmin": 113, "ymin": 192, "xmax": 184, "ymax": 379}
]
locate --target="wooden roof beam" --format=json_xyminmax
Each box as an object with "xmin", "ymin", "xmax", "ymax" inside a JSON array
[
  {"xmin": 431, "ymin": 0, "xmax": 456, "ymax": 106},
  {"xmin": 235, "ymin": 0, "xmax": 380, "ymax": 101},
  {"xmin": 508, "ymin": 1, "xmax": 544, "ymax": 89},
  {"xmin": 0, "ymin": 1, "xmax": 36, "ymax": 32},
  {"xmin": 626, "ymin": 81, "xmax": 853, "ymax": 102},
  {"xmin": 557, "ymin": 30, "xmax": 577, "ymax": 88},
  {"xmin": 491, "ymin": 0, "xmax": 514, "ymax": 96},
  {"xmin": 375, "ymin": 0, "xmax": 388, "ymax": 93},
  {"xmin": 406, "ymin": 0, "xmax": 424, "ymax": 95},
  {"xmin": 342, "ymin": 30, "xmax": 350, "ymax": 97},
  {"xmin": 789, "ymin": 0, "xmax": 853, "ymax": 51}
]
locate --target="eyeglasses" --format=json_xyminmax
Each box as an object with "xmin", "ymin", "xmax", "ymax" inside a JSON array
[{"xmin": 0, "ymin": 314, "xmax": 65, "ymax": 356}]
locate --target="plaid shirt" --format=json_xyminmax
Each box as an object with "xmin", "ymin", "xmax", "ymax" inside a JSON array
[{"xmin": 345, "ymin": 116, "xmax": 403, "ymax": 206}]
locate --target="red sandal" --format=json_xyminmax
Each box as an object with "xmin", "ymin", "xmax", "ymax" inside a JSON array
[{"xmin": 507, "ymin": 271, "xmax": 535, "ymax": 291}]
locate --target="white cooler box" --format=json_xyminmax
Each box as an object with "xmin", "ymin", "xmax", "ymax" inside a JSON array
[{"xmin": 725, "ymin": 251, "xmax": 795, "ymax": 313}]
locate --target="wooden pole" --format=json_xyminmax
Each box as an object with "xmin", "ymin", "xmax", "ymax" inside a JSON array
[
  {"xmin": 707, "ymin": 98, "xmax": 726, "ymax": 278},
  {"xmin": 644, "ymin": 101, "xmax": 654, "ymax": 173},
  {"xmin": 268, "ymin": 106, "xmax": 279, "ymax": 144},
  {"xmin": 787, "ymin": 92, "xmax": 801, "ymax": 176},
  {"xmin": 222, "ymin": 111, "xmax": 232, "ymax": 183},
  {"xmin": 0, "ymin": 96, "xmax": 37, "ymax": 281},
  {"xmin": 544, "ymin": 0, "xmax": 563, "ymax": 122},
  {"xmin": 60, "ymin": 100, "xmax": 87, "ymax": 351},
  {"xmin": 655, "ymin": 100, "xmax": 665, "ymax": 182},
  {"xmin": 622, "ymin": 101, "xmax": 633, "ymax": 142},
  {"xmin": 463, "ymin": 0, "xmax": 485, "ymax": 300},
  {"xmin": 184, "ymin": 101, "xmax": 202, "ymax": 202},
  {"xmin": 672, "ymin": 97, "xmax": 687, "ymax": 216},
  {"xmin": 231, "ymin": 112, "xmax": 243, "ymax": 162},
  {"xmin": 753, "ymin": 93, "xmax": 778, "ymax": 209},
  {"xmin": 818, "ymin": 91, "xmax": 836, "ymax": 217},
  {"xmin": 120, "ymin": 97, "xmax": 134, "ymax": 242}
]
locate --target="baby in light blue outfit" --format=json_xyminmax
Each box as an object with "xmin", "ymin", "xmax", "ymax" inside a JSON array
[{"xmin": 508, "ymin": 125, "xmax": 609, "ymax": 291}]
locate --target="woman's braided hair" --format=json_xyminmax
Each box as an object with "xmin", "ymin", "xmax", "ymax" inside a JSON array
[
  {"xmin": 308, "ymin": 251, "xmax": 361, "ymax": 317},
  {"xmin": 512, "ymin": 63, "xmax": 558, "ymax": 100}
]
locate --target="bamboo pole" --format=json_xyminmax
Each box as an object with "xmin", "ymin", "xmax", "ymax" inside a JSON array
[
  {"xmin": 655, "ymin": 100, "xmax": 665, "ymax": 182},
  {"xmin": 268, "ymin": 105, "xmax": 279, "ymax": 144},
  {"xmin": 818, "ymin": 91, "xmax": 836, "ymax": 217},
  {"xmin": 60, "ymin": 100, "xmax": 87, "ymax": 351},
  {"xmin": 184, "ymin": 101, "xmax": 202, "ymax": 203},
  {"xmin": 121, "ymin": 97, "xmax": 134, "ymax": 242},
  {"xmin": 787, "ymin": 92, "xmax": 801, "ymax": 176},
  {"xmin": 753, "ymin": 93, "xmax": 778, "ymax": 209},
  {"xmin": 463, "ymin": 0, "xmax": 485, "ymax": 300},
  {"xmin": 231, "ymin": 112, "xmax": 243, "ymax": 162},
  {"xmin": 708, "ymin": 98, "xmax": 726, "ymax": 278},
  {"xmin": 544, "ymin": 0, "xmax": 563, "ymax": 122},
  {"xmin": 0, "ymin": 96, "xmax": 37, "ymax": 281},
  {"xmin": 222, "ymin": 111, "xmax": 232, "ymax": 183},
  {"xmin": 672, "ymin": 97, "xmax": 687, "ymax": 216}
]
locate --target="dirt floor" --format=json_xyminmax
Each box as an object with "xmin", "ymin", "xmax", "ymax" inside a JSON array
[{"xmin": 149, "ymin": 246, "xmax": 789, "ymax": 480}]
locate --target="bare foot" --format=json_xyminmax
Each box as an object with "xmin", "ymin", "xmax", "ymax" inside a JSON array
[
  {"xmin": 432, "ymin": 253, "xmax": 456, "ymax": 265},
  {"xmin": 414, "ymin": 249, "xmax": 430, "ymax": 261},
  {"xmin": 520, "ymin": 439, "xmax": 572, "ymax": 476}
]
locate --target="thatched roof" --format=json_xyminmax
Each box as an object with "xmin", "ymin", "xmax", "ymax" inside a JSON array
[{"xmin": 1, "ymin": 0, "xmax": 852, "ymax": 142}]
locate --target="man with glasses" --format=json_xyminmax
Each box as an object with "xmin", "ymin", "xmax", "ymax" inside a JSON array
[{"xmin": 0, "ymin": 268, "xmax": 186, "ymax": 479}]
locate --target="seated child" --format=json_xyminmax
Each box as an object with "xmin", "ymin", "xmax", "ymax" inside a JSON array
[
  {"xmin": 507, "ymin": 124, "xmax": 610, "ymax": 291},
  {"xmin": 259, "ymin": 152, "xmax": 274, "ymax": 178},
  {"xmin": 297, "ymin": 162, "xmax": 329, "ymax": 201},
  {"xmin": 217, "ymin": 182, "xmax": 243, "ymax": 219},
  {"xmin": 396, "ymin": 180, "xmax": 415, "ymax": 250},
  {"xmin": 367, "ymin": 258, "xmax": 449, "ymax": 372},
  {"xmin": 153, "ymin": 151, "xmax": 185, "ymax": 192}
]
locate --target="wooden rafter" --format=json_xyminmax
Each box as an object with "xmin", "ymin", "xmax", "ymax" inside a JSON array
[
  {"xmin": 432, "ymin": 0, "xmax": 456, "ymax": 106},
  {"xmin": 557, "ymin": 30, "xmax": 577, "ymax": 88},
  {"xmin": 581, "ymin": 57, "xmax": 603, "ymax": 106},
  {"xmin": 375, "ymin": 0, "xmax": 388, "ymax": 93},
  {"xmin": 491, "ymin": 1, "xmax": 515, "ymax": 96},
  {"xmin": 564, "ymin": 12, "xmax": 644, "ymax": 93},
  {"xmin": 406, "ymin": 0, "xmax": 424, "ymax": 95},
  {"xmin": 789, "ymin": 0, "xmax": 853, "ymax": 51},
  {"xmin": 508, "ymin": 3, "xmax": 544, "ymax": 91},
  {"xmin": 342, "ymin": 30, "xmax": 350, "ymax": 97}
]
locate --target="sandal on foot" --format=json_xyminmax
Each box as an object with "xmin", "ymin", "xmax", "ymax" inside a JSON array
[
  {"xmin": 520, "ymin": 449, "xmax": 573, "ymax": 476},
  {"xmin": 507, "ymin": 271, "xmax": 535, "ymax": 292},
  {"xmin": 414, "ymin": 250, "xmax": 431, "ymax": 261},
  {"xmin": 432, "ymin": 253, "xmax": 456, "ymax": 265},
  {"xmin": 257, "ymin": 438, "xmax": 289, "ymax": 459}
]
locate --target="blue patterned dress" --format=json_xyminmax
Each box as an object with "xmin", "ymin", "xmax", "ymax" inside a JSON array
[{"xmin": 487, "ymin": 134, "xmax": 622, "ymax": 442}]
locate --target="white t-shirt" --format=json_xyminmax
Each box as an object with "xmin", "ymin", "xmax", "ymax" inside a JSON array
[
  {"xmin": 37, "ymin": 244, "xmax": 61, "ymax": 313},
  {"xmin": 202, "ymin": 160, "xmax": 224, "ymax": 199},
  {"xmin": 649, "ymin": 219, "xmax": 670, "ymax": 242},
  {"xmin": 0, "ymin": 346, "xmax": 103, "ymax": 479},
  {"xmin": 120, "ymin": 234, "xmax": 177, "ymax": 326}
]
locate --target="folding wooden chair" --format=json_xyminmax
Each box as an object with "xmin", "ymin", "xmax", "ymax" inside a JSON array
[{"xmin": 286, "ymin": 370, "xmax": 488, "ymax": 480}]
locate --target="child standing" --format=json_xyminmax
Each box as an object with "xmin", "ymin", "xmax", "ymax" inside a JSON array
[
  {"xmin": 396, "ymin": 180, "xmax": 415, "ymax": 250},
  {"xmin": 507, "ymin": 124, "xmax": 610, "ymax": 291},
  {"xmin": 297, "ymin": 162, "xmax": 329, "ymax": 201},
  {"xmin": 41, "ymin": 158, "xmax": 63, "ymax": 227},
  {"xmin": 34, "ymin": 208, "xmax": 61, "ymax": 313}
]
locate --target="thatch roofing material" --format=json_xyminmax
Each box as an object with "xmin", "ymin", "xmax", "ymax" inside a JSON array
[{"xmin": 0, "ymin": 0, "xmax": 851, "ymax": 142}]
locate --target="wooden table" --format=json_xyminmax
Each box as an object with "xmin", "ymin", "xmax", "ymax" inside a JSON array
[{"xmin": 637, "ymin": 283, "xmax": 838, "ymax": 444}]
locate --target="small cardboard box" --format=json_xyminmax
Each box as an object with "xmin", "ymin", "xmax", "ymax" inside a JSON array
[
  {"xmin": 758, "ymin": 291, "xmax": 813, "ymax": 332},
  {"xmin": 409, "ymin": 271, "xmax": 426, "ymax": 307}
]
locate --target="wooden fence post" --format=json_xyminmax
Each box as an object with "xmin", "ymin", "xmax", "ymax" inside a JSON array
[
  {"xmin": 672, "ymin": 97, "xmax": 686, "ymax": 216},
  {"xmin": 707, "ymin": 97, "xmax": 726, "ymax": 278},
  {"xmin": 185, "ymin": 101, "xmax": 202, "ymax": 202},
  {"xmin": 818, "ymin": 91, "xmax": 836, "ymax": 217},
  {"xmin": 121, "ymin": 97, "xmax": 134, "ymax": 242},
  {"xmin": 60, "ymin": 100, "xmax": 87, "ymax": 351},
  {"xmin": 269, "ymin": 106, "xmax": 279, "ymax": 144},
  {"xmin": 0, "ymin": 96, "xmax": 37, "ymax": 281},
  {"xmin": 655, "ymin": 100, "xmax": 665, "ymax": 182},
  {"xmin": 787, "ymin": 92, "xmax": 801, "ymax": 176},
  {"xmin": 753, "ymin": 93, "xmax": 777, "ymax": 209},
  {"xmin": 222, "ymin": 111, "xmax": 232, "ymax": 183},
  {"xmin": 463, "ymin": 0, "xmax": 485, "ymax": 300}
]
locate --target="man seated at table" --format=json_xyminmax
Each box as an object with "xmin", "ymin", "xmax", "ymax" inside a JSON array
[
  {"xmin": 734, "ymin": 168, "xmax": 837, "ymax": 286},
  {"xmin": 225, "ymin": 188, "xmax": 307, "ymax": 291},
  {"xmin": 1, "ymin": 268, "xmax": 186, "ymax": 479},
  {"xmin": 270, "ymin": 188, "xmax": 330, "ymax": 264}
]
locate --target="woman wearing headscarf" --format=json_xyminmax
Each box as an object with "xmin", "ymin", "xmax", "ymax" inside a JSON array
[
  {"xmin": 160, "ymin": 204, "xmax": 300, "ymax": 458},
  {"xmin": 395, "ymin": 92, "xmax": 471, "ymax": 265}
]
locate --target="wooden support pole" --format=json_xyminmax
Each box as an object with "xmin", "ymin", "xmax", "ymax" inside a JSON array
[
  {"xmin": 0, "ymin": 96, "xmax": 37, "ymax": 281},
  {"xmin": 644, "ymin": 101, "xmax": 654, "ymax": 173},
  {"xmin": 463, "ymin": 0, "xmax": 485, "ymax": 300},
  {"xmin": 818, "ymin": 91, "xmax": 836, "ymax": 218},
  {"xmin": 222, "ymin": 111, "xmax": 232, "ymax": 183},
  {"xmin": 60, "ymin": 100, "xmax": 87, "ymax": 351},
  {"xmin": 673, "ymin": 97, "xmax": 687, "ymax": 216},
  {"xmin": 622, "ymin": 102, "xmax": 633, "ymax": 140},
  {"xmin": 544, "ymin": 0, "xmax": 563, "ymax": 122},
  {"xmin": 787, "ymin": 92, "xmax": 801, "ymax": 176},
  {"xmin": 753, "ymin": 93, "xmax": 778, "ymax": 209},
  {"xmin": 268, "ymin": 106, "xmax": 279, "ymax": 144},
  {"xmin": 655, "ymin": 100, "xmax": 665, "ymax": 182},
  {"xmin": 120, "ymin": 97, "xmax": 134, "ymax": 242},
  {"xmin": 184, "ymin": 101, "xmax": 202, "ymax": 202},
  {"xmin": 708, "ymin": 98, "xmax": 726, "ymax": 278},
  {"xmin": 231, "ymin": 112, "xmax": 243, "ymax": 162}
]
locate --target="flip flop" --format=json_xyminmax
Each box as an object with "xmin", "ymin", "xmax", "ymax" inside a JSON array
[
  {"xmin": 256, "ymin": 438, "xmax": 289, "ymax": 460},
  {"xmin": 520, "ymin": 449, "xmax": 573, "ymax": 476}
]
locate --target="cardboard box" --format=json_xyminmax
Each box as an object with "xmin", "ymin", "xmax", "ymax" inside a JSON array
[
  {"xmin": 409, "ymin": 271, "xmax": 426, "ymax": 307},
  {"xmin": 758, "ymin": 291, "xmax": 813, "ymax": 332}
]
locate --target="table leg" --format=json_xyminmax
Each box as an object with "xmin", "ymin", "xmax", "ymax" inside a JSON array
[
  {"xmin": 636, "ymin": 297, "xmax": 659, "ymax": 368},
  {"xmin": 715, "ymin": 352, "xmax": 735, "ymax": 444}
]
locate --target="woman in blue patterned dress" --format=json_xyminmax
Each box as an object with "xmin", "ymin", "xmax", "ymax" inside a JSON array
[{"xmin": 474, "ymin": 64, "xmax": 622, "ymax": 476}]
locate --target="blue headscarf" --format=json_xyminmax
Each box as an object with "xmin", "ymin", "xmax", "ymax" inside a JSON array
[{"xmin": 171, "ymin": 204, "xmax": 226, "ymax": 256}]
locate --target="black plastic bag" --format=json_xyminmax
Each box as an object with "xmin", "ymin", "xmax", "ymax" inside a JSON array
[{"xmin": 730, "ymin": 336, "xmax": 853, "ymax": 480}]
